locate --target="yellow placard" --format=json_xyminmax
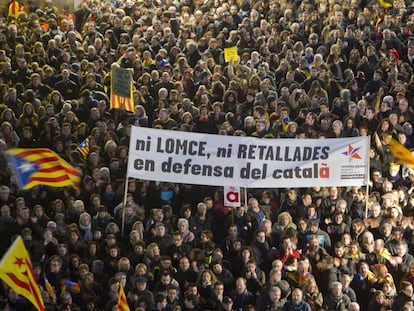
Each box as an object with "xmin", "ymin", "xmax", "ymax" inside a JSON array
[{"xmin": 224, "ymin": 46, "xmax": 238, "ymax": 62}]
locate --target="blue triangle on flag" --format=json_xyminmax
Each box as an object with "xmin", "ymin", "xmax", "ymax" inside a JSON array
[{"xmin": 12, "ymin": 155, "xmax": 41, "ymax": 187}]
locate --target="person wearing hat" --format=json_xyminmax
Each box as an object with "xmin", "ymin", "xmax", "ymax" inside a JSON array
[
  {"xmin": 92, "ymin": 205, "xmax": 113, "ymax": 231},
  {"xmin": 305, "ymin": 218, "xmax": 331, "ymax": 252},
  {"xmin": 132, "ymin": 276, "xmax": 154, "ymax": 304}
]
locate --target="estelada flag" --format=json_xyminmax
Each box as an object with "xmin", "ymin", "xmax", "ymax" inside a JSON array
[
  {"xmin": 110, "ymin": 64, "xmax": 135, "ymax": 113},
  {"xmin": 0, "ymin": 236, "xmax": 45, "ymax": 311},
  {"xmin": 116, "ymin": 283, "xmax": 130, "ymax": 311},
  {"xmin": 76, "ymin": 138, "xmax": 90, "ymax": 159},
  {"xmin": 8, "ymin": 0, "xmax": 24, "ymax": 19},
  {"xmin": 61, "ymin": 279, "xmax": 81, "ymax": 294},
  {"xmin": 6, "ymin": 148, "xmax": 81, "ymax": 190},
  {"xmin": 389, "ymin": 138, "xmax": 414, "ymax": 168}
]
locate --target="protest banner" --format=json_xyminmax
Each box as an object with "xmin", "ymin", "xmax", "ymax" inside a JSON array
[{"xmin": 127, "ymin": 127, "xmax": 369, "ymax": 188}]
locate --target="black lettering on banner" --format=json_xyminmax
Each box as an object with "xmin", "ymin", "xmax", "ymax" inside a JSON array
[
  {"xmin": 321, "ymin": 146, "xmax": 330, "ymax": 159},
  {"xmin": 136, "ymin": 136, "xmax": 151, "ymax": 151},
  {"xmin": 240, "ymin": 162, "xmax": 267, "ymax": 179},
  {"xmin": 238, "ymin": 144, "xmax": 247, "ymax": 158},
  {"xmin": 248, "ymin": 145, "xmax": 256, "ymax": 159},
  {"xmin": 312, "ymin": 146, "xmax": 321, "ymax": 160},
  {"xmin": 161, "ymin": 157, "xmax": 234, "ymax": 177},
  {"xmin": 303, "ymin": 147, "xmax": 312, "ymax": 161},
  {"xmin": 217, "ymin": 144, "xmax": 232, "ymax": 158},
  {"xmin": 157, "ymin": 138, "xmax": 207, "ymax": 156},
  {"xmin": 134, "ymin": 159, "xmax": 155, "ymax": 171},
  {"xmin": 293, "ymin": 148, "xmax": 301, "ymax": 161}
]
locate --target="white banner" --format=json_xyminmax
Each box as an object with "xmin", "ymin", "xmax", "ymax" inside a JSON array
[
  {"xmin": 224, "ymin": 186, "xmax": 241, "ymax": 207},
  {"xmin": 127, "ymin": 127, "xmax": 369, "ymax": 188}
]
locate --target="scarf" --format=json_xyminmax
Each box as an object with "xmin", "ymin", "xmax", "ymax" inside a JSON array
[{"xmin": 79, "ymin": 223, "xmax": 93, "ymax": 241}]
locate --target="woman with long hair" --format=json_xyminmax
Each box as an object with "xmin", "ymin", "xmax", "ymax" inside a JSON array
[
  {"xmin": 222, "ymin": 89, "xmax": 238, "ymax": 113},
  {"xmin": 196, "ymin": 269, "xmax": 218, "ymax": 309},
  {"xmin": 302, "ymin": 278, "xmax": 323, "ymax": 311},
  {"xmin": 48, "ymin": 90, "xmax": 66, "ymax": 112},
  {"xmin": 307, "ymin": 80, "xmax": 328, "ymax": 102},
  {"xmin": 342, "ymin": 117, "xmax": 360, "ymax": 137},
  {"xmin": 272, "ymin": 212, "xmax": 297, "ymax": 245},
  {"xmin": 382, "ymin": 279, "xmax": 397, "ymax": 306},
  {"xmin": 367, "ymin": 290, "xmax": 392, "ymax": 311},
  {"xmin": 0, "ymin": 121, "xmax": 20, "ymax": 148},
  {"xmin": 1, "ymin": 108, "xmax": 19, "ymax": 130},
  {"xmin": 19, "ymin": 101, "xmax": 39, "ymax": 130}
]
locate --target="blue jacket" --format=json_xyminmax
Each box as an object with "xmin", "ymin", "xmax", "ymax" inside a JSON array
[{"xmin": 283, "ymin": 300, "xmax": 312, "ymax": 311}]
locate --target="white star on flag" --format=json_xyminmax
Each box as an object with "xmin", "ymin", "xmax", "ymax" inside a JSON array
[{"xmin": 19, "ymin": 162, "xmax": 35, "ymax": 173}]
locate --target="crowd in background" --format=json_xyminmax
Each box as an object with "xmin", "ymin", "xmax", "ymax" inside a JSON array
[{"xmin": 1, "ymin": 0, "xmax": 414, "ymax": 310}]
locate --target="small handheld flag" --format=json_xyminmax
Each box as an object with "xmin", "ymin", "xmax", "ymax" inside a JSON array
[
  {"xmin": 61, "ymin": 279, "xmax": 81, "ymax": 294},
  {"xmin": 76, "ymin": 138, "xmax": 90, "ymax": 159},
  {"xmin": 116, "ymin": 283, "xmax": 130, "ymax": 311},
  {"xmin": 0, "ymin": 236, "xmax": 45, "ymax": 311}
]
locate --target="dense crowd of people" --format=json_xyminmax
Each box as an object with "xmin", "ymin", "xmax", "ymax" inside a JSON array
[{"xmin": 0, "ymin": 0, "xmax": 414, "ymax": 310}]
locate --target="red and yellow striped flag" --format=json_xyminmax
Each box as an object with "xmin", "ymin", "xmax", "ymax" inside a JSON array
[
  {"xmin": 389, "ymin": 138, "xmax": 414, "ymax": 168},
  {"xmin": 116, "ymin": 283, "xmax": 130, "ymax": 311},
  {"xmin": 8, "ymin": 0, "xmax": 24, "ymax": 19},
  {"xmin": 0, "ymin": 236, "xmax": 45, "ymax": 311},
  {"xmin": 110, "ymin": 64, "xmax": 135, "ymax": 113},
  {"xmin": 44, "ymin": 274, "xmax": 56, "ymax": 301},
  {"xmin": 6, "ymin": 148, "xmax": 81, "ymax": 189}
]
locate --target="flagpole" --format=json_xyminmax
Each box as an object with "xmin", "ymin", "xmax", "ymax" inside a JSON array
[
  {"xmin": 244, "ymin": 187, "xmax": 248, "ymax": 209},
  {"xmin": 121, "ymin": 177, "xmax": 129, "ymax": 237},
  {"xmin": 365, "ymin": 135, "xmax": 371, "ymax": 219}
]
